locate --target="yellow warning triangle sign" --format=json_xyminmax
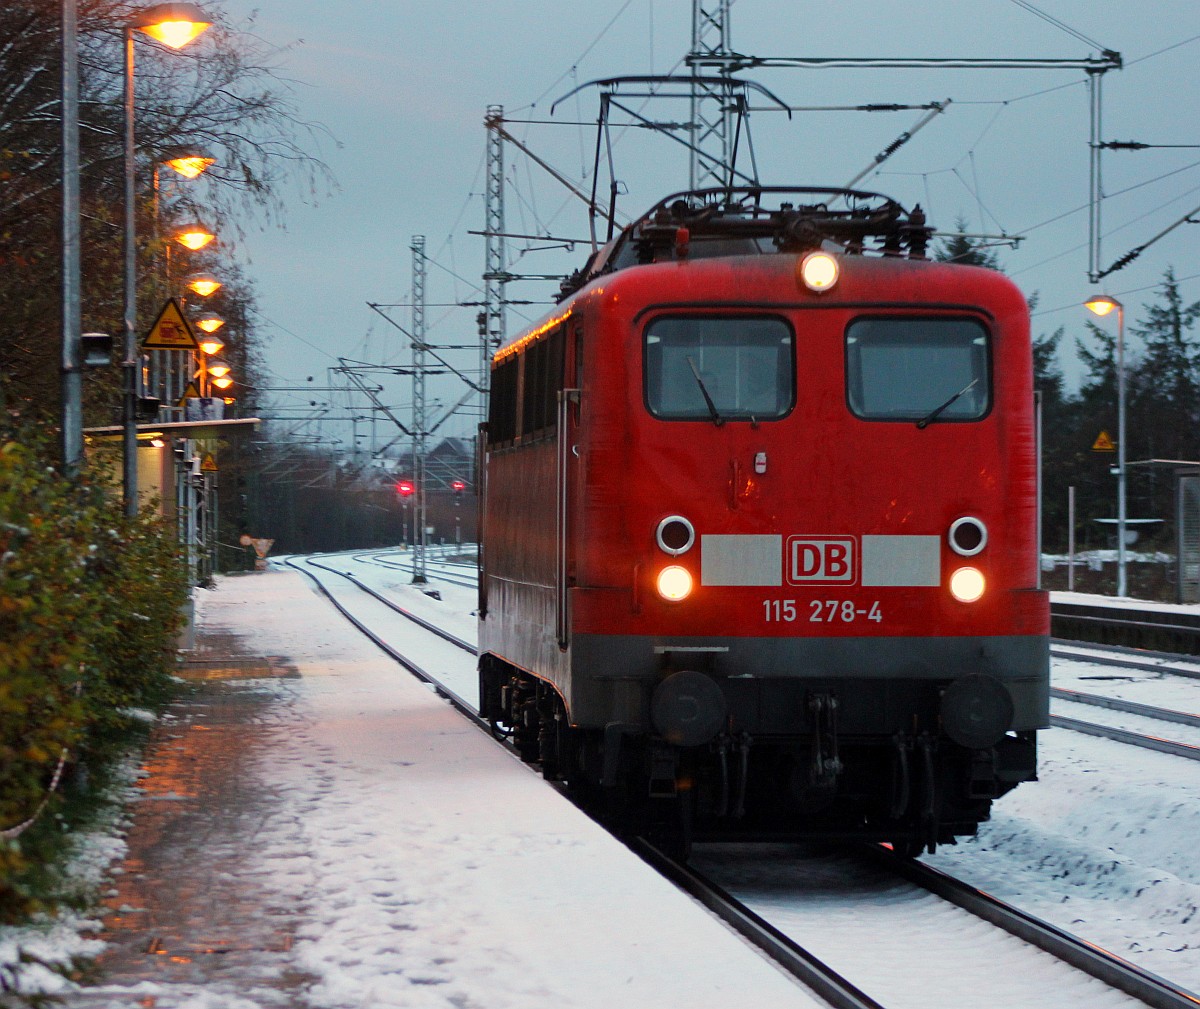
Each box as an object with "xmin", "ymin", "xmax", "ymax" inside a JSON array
[
  {"xmin": 201, "ymin": 453, "xmax": 218, "ymax": 472},
  {"xmin": 176, "ymin": 382, "xmax": 201, "ymax": 408},
  {"xmin": 143, "ymin": 297, "xmax": 199, "ymax": 350},
  {"xmin": 1092, "ymin": 430, "xmax": 1116, "ymax": 452}
]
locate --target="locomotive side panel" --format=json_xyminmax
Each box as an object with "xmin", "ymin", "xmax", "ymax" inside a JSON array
[{"xmin": 479, "ymin": 321, "xmax": 571, "ymax": 700}]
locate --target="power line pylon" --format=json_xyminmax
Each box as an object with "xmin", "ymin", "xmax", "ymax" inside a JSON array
[
  {"xmin": 689, "ymin": 0, "xmax": 744, "ymax": 189},
  {"xmin": 411, "ymin": 234, "xmax": 428, "ymax": 584},
  {"xmin": 483, "ymin": 105, "xmax": 507, "ymax": 405}
]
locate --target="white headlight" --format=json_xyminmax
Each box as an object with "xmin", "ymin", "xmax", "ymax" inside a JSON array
[
  {"xmin": 949, "ymin": 566, "xmax": 986, "ymax": 603},
  {"xmin": 799, "ymin": 251, "xmax": 840, "ymax": 293},
  {"xmin": 657, "ymin": 565, "xmax": 694, "ymax": 602}
]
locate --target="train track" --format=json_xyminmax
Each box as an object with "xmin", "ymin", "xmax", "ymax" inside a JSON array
[
  {"xmin": 1050, "ymin": 642, "xmax": 1200, "ymax": 761},
  {"xmin": 284, "ymin": 556, "xmax": 478, "ymax": 709},
  {"xmin": 286, "ymin": 554, "xmax": 1200, "ymax": 1009},
  {"xmin": 1051, "ymin": 640, "xmax": 1200, "ymax": 681},
  {"xmin": 349, "ymin": 549, "xmax": 479, "ymax": 589},
  {"xmin": 677, "ymin": 841, "xmax": 1200, "ymax": 1009}
]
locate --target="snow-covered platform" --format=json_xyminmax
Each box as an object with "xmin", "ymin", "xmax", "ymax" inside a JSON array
[{"xmin": 61, "ymin": 568, "xmax": 823, "ymax": 1009}]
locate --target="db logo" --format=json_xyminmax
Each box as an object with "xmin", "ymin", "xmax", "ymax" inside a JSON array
[{"xmin": 787, "ymin": 537, "xmax": 857, "ymax": 584}]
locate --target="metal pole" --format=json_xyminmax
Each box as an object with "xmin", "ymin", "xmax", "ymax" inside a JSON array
[
  {"xmin": 1068, "ymin": 485, "xmax": 1076, "ymax": 592},
  {"xmin": 61, "ymin": 0, "xmax": 83, "ymax": 475},
  {"xmin": 1116, "ymin": 303, "xmax": 1127, "ymax": 596},
  {"xmin": 484, "ymin": 106, "xmax": 506, "ymax": 409},
  {"xmin": 122, "ymin": 27, "xmax": 139, "ymax": 516},
  {"xmin": 411, "ymin": 235, "xmax": 428, "ymax": 584}
]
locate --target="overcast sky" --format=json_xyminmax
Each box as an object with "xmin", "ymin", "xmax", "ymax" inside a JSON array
[{"xmin": 202, "ymin": 1, "xmax": 1200, "ymax": 451}]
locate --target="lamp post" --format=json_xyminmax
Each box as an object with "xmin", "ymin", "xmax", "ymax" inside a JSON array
[
  {"xmin": 62, "ymin": 0, "xmax": 82, "ymax": 475},
  {"xmin": 196, "ymin": 333, "xmax": 224, "ymax": 397},
  {"xmin": 1084, "ymin": 294, "xmax": 1127, "ymax": 597},
  {"xmin": 123, "ymin": 3, "xmax": 211, "ymax": 516}
]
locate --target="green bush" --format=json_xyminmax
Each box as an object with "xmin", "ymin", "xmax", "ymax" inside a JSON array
[{"xmin": 0, "ymin": 433, "xmax": 188, "ymax": 919}]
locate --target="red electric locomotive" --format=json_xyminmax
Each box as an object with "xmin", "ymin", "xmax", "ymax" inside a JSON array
[{"xmin": 478, "ymin": 187, "xmax": 1049, "ymax": 853}]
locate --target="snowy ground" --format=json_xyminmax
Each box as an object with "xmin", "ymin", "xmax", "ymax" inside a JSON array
[
  {"xmin": 4, "ymin": 556, "xmax": 1200, "ymax": 1005},
  {"xmin": 4, "ymin": 567, "xmax": 823, "ymax": 1008}
]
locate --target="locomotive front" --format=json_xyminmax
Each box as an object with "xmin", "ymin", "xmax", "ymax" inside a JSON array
[{"xmin": 479, "ymin": 190, "xmax": 1050, "ymax": 852}]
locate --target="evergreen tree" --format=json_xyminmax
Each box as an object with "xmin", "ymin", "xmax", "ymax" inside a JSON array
[
  {"xmin": 1032, "ymin": 320, "xmax": 1075, "ymax": 549},
  {"xmin": 934, "ymin": 216, "xmax": 1002, "ymax": 269},
  {"xmin": 1120, "ymin": 269, "xmax": 1200, "ymax": 537},
  {"xmin": 1129, "ymin": 268, "xmax": 1200, "ymax": 462}
]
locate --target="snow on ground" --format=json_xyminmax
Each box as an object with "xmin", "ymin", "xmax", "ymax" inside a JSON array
[
  {"xmin": 925, "ymin": 723, "xmax": 1200, "ymax": 989},
  {"xmin": 7, "ymin": 553, "xmax": 1200, "ymax": 1003},
  {"xmin": 171, "ymin": 568, "xmax": 821, "ymax": 1008},
  {"xmin": 1051, "ymin": 585, "xmax": 1200, "ymax": 615}
]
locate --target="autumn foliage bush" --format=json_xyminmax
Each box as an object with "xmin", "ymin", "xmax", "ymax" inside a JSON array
[{"xmin": 0, "ymin": 432, "xmax": 188, "ymax": 918}]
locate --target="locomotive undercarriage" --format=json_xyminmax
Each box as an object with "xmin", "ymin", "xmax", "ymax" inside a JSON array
[{"xmin": 479, "ymin": 656, "xmax": 1037, "ymax": 854}]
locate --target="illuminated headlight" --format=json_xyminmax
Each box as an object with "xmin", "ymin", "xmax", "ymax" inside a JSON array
[
  {"xmin": 656, "ymin": 565, "xmax": 694, "ymax": 602},
  {"xmin": 799, "ymin": 251, "xmax": 840, "ymax": 293},
  {"xmin": 949, "ymin": 566, "xmax": 986, "ymax": 603}
]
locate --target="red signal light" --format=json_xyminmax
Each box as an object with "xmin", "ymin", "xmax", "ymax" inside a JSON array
[
  {"xmin": 396, "ymin": 480, "xmax": 415, "ymax": 497},
  {"xmin": 451, "ymin": 479, "xmax": 466, "ymax": 493}
]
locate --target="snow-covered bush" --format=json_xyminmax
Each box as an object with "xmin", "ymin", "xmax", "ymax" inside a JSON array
[{"xmin": 0, "ymin": 433, "xmax": 187, "ymax": 920}]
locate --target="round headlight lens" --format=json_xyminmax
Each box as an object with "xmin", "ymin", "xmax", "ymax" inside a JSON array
[
  {"xmin": 800, "ymin": 251, "xmax": 840, "ymax": 293},
  {"xmin": 656, "ymin": 515, "xmax": 695, "ymax": 556},
  {"xmin": 949, "ymin": 566, "xmax": 986, "ymax": 603},
  {"xmin": 657, "ymin": 565, "xmax": 694, "ymax": 602},
  {"xmin": 948, "ymin": 516, "xmax": 988, "ymax": 557}
]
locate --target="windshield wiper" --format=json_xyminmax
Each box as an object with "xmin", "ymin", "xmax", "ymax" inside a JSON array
[
  {"xmin": 686, "ymin": 356, "xmax": 724, "ymax": 427},
  {"xmin": 916, "ymin": 378, "xmax": 978, "ymax": 429}
]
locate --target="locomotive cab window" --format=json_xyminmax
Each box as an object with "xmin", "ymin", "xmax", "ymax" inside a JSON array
[
  {"xmin": 845, "ymin": 317, "xmax": 991, "ymax": 422},
  {"xmin": 644, "ymin": 315, "xmax": 795, "ymax": 421}
]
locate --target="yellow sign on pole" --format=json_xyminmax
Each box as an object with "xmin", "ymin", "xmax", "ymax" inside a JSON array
[
  {"xmin": 143, "ymin": 298, "xmax": 199, "ymax": 350},
  {"xmin": 1092, "ymin": 430, "xmax": 1116, "ymax": 452},
  {"xmin": 201, "ymin": 453, "xmax": 218, "ymax": 472},
  {"xmin": 176, "ymin": 382, "xmax": 201, "ymax": 408}
]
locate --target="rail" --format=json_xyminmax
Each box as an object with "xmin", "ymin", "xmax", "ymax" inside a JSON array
[
  {"xmin": 632, "ymin": 839, "xmax": 889, "ymax": 1009},
  {"xmin": 865, "ymin": 846, "xmax": 1200, "ymax": 1009}
]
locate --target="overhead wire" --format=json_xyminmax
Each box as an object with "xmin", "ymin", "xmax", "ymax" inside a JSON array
[
  {"xmin": 1007, "ymin": 0, "xmax": 1108, "ymax": 51},
  {"xmin": 1031, "ymin": 269, "xmax": 1200, "ymax": 320},
  {"xmin": 515, "ymin": 0, "xmax": 639, "ymax": 113}
]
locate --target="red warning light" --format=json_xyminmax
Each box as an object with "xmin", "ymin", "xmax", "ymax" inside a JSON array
[
  {"xmin": 451, "ymin": 479, "xmax": 466, "ymax": 493},
  {"xmin": 396, "ymin": 480, "xmax": 415, "ymax": 497}
]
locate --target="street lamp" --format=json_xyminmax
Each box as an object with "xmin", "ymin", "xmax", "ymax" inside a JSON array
[
  {"xmin": 193, "ymin": 311, "xmax": 225, "ymax": 334},
  {"xmin": 195, "ymin": 333, "xmax": 223, "ymax": 396},
  {"xmin": 1084, "ymin": 294, "xmax": 1127, "ymax": 597},
  {"xmin": 160, "ymin": 144, "xmax": 216, "ymax": 180},
  {"xmin": 123, "ymin": 2, "xmax": 212, "ymax": 515},
  {"xmin": 185, "ymin": 272, "xmax": 222, "ymax": 297},
  {"xmin": 172, "ymin": 222, "xmax": 216, "ymax": 251}
]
